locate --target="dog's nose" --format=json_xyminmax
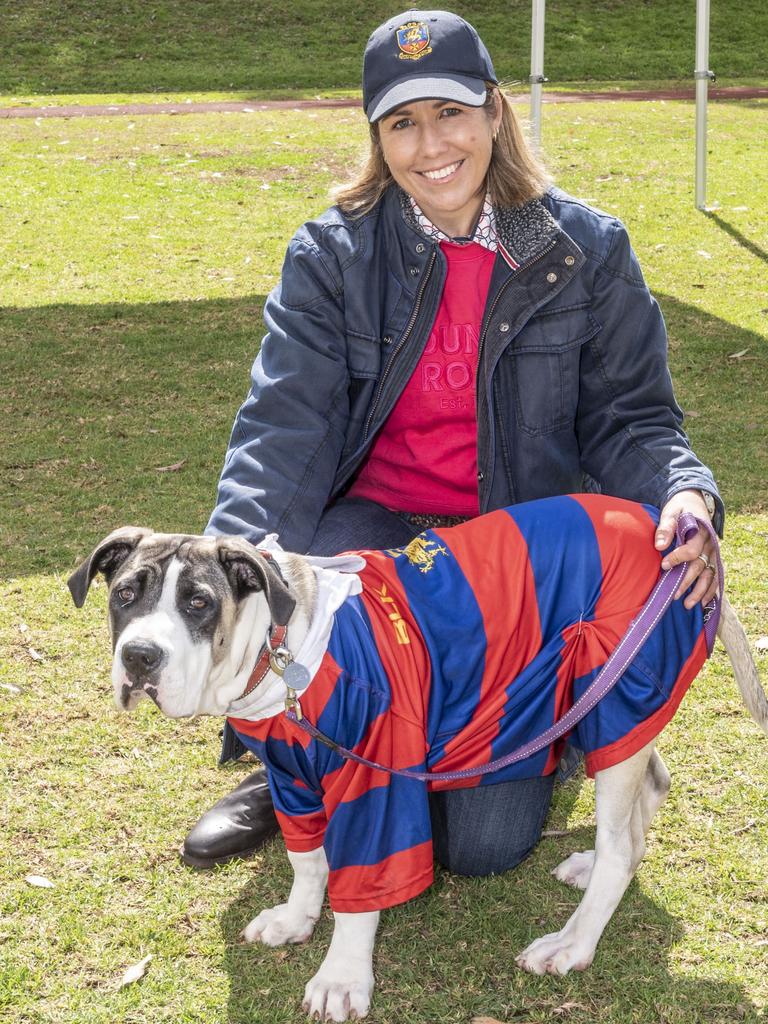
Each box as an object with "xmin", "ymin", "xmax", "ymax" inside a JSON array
[{"xmin": 121, "ymin": 640, "xmax": 165, "ymax": 675}]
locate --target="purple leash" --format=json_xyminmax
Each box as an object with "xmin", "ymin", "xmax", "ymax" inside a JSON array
[{"xmin": 284, "ymin": 513, "xmax": 722, "ymax": 783}]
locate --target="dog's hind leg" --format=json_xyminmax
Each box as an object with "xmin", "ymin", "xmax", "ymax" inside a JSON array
[
  {"xmin": 553, "ymin": 747, "xmax": 670, "ymax": 891},
  {"xmin": 517, "ymin": 739, "xmax": 657, "ymax": 975},
  {"xmin": 718, "ymin": 594, "xmax": 768, "ymax": 735},
  {"xmin": 242, "ymin": 847, "xmax": 328, "ymax": 946},
  {"xmin": 637, "ymin": 747, "xmax": 671, "ymax": 832}
]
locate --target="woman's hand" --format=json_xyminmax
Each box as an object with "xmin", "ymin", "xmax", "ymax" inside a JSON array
[{"xmin": 654, "ymin": 489, "xmax": 718, "ymax": 610}]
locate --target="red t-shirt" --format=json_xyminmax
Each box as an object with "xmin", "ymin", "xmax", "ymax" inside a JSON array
[{"xmin": 349, "ymin": 240, "xmax": 496, "ymax": 515}]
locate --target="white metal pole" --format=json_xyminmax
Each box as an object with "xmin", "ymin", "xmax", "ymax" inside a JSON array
[
  {"xmin": 694, "ymin": 0, "xmax": 715, "ymax": 209},
  {"xmin": 530, "ymin": 0, "xmax": 546, "ymax": 148}
]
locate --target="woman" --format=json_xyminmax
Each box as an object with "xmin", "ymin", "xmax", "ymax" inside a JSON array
[{"xmin": 181, "ymin": 9, "xmax": 722, "ymax": 873}]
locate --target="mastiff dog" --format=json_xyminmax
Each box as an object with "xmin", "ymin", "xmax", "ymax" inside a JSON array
[{"xmin": 68, "ymin": 494, "xmax": 768, "ymax": 1022}]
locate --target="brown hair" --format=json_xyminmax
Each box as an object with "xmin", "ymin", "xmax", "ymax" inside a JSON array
[{"xmin": 333, "ymin": 86, "xmax": 551, "ymax": 217}]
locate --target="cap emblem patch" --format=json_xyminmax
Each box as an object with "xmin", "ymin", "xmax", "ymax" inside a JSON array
[{"xmin": 396, "ymin": 21, "xmax": 432, "ymax": 61}]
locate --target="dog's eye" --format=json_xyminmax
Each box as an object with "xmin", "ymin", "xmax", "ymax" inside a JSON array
[
  {"xmin": 188, "ymin": 595, "xmax": 208, "ymax": 611},
  {"xmin": 117, "ymin": 586, "xmax": 136, "ymax": 603}
]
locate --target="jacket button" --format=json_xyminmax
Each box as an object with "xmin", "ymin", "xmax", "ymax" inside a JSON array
[
  {"xmin": 477, "ymin": 470, "xmax": 484, "ymax": 482},
  {"xmin": 547, "ymin": 271, "xmax": 558, "ymax": 283},
  {"xmin": 415, "ymin": 243, "xmax": 426, "ymax": 254},
  {"xmin": 564, "ymin": 255, "xmax": 575, "ymax": 266},
  {"xmin": 409, "ymin": 266, "xmax": 420, "ymax": 276},
  {"xmin": 382, "ymin": 334, "xmax": 393, "ymax": 345},
  {"xmin": 499, "ymin": 321, "xmax": 510, "ymax": 332}
]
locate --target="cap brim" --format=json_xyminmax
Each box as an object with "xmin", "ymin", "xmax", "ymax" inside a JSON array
[{"xmin": 367, "ymin": 74, "xmax": 488, "ymax": 123}]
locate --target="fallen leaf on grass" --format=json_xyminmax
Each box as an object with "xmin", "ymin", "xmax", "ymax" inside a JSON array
[
  {"xmin": 1, "ymin": 681, "xmax": 23, "ymax": 695},
  {"xmin": 178, "ymin": 913, "xmax": 199, "ymax": 935},
  {"xmin": 119, "ymin": 954, "xmax": 153, "ymax": 988},
  {"xmin": 554, "ymin": 1003, "xmax": 588, "ymax": 1015},
  {"xmin": 696, "ymin": 249, "xmax": 712, "ymax": 259},
  {"xmin": 754, "ymin": 636, "xmax": 768, "ymax": 651},
  {"xmin": 472, "ymin": 1017, "xmax": 509, "ymax": 1024},
  {"xmin": 25, "ymin": 874, "xmax": 55, "ymax": 888},
  {"xmin": 26, "ymin": 647, "xmax": 44, "ymax": 662},
  {"xmin": 731, "ymin": 819, "xmax": 756, "ymax": 835},
  {"xmin": 728, "ymin": 349, "xmax": 750, "ymax": 360},
  {"xmin": 154, "ymin": 459, "xmax": 186, "ymax": 473}
]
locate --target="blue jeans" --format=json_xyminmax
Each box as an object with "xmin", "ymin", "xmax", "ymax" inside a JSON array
[{"xmin": 223, "ymin": 496, "xmax": 558, "ymax": 877}]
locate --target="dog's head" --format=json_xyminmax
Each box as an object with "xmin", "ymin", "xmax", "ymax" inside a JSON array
[{"xmin": 68, "ymin": 528, "xmax": 295, "ymax": 717}]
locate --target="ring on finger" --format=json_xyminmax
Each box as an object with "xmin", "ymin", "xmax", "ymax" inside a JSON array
[{"xmin": 696, "ymin": 553, "xmax": 711, "ymax": 570}]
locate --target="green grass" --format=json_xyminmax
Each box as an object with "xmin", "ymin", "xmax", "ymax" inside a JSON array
[
  {"xmin": 1, "ymin": 0, "xmax": 767, "ymax": 102},
  {"xmin": 1, "ymin": 99, "xmax": 767, "ymax": 1022}
]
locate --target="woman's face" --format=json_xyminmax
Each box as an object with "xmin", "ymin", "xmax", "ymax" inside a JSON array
[{"xmin": 377, "ymin": 94, "xmax": 502, "ymax": 238}]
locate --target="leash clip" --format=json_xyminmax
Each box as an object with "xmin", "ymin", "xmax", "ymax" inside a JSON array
[
  {"xmin": 264, "ymin": 628, "xmax": 307, "ymax": 721},
  {"xmin": 284, "ymin": 686, "xmax": 303, "ymax": 721},
  {"xmin": 266, "ymin": 626, "xmax": 293, "ymax": 676},
  {"xmin": 268, "ymin": 645, "xmax": 292, "ymax": 675}
]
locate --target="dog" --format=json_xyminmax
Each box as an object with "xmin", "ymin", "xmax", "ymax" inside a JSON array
[{"xmin": 68, "ymin": 495, "xmax": 768, "ymax": 1022}]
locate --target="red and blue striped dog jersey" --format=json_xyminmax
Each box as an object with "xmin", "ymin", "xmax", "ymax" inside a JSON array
[{"xmin": 230, "ymin": 494, "xmax": 707, "ymax": 913}]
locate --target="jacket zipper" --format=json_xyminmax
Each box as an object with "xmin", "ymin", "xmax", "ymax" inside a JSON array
[
  {"xmin": 475, "ymin": 238, "xmax": 559, "ymax": 504},
  {"xmin": 362, "ymin": 248, "xmax": 438, "ymax": 443},
  {"xmin": 476, "ymin": 238, "xmax": 559, "ymax": 372}
]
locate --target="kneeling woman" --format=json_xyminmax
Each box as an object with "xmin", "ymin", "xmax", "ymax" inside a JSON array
[{"xmin": 183, "ymin": 9, "xmax": 722, "ymax": 873}]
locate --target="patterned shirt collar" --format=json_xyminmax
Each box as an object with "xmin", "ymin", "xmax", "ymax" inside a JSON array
[{"xmin": 408, "ymin": 193, "xmax": 498, "ymax": 252}]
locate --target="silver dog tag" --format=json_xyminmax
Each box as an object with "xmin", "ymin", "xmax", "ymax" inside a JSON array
[{"xmin": 283, "ymin": 661, "xmax": 311, "ymax": 689}]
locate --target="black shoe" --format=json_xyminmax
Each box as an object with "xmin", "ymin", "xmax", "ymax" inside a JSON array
[{"xmin": 180, "ymin": 769, "xmax": 279, "ymax": 868}]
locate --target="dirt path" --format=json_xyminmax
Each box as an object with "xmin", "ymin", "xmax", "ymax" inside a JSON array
[{"xmin": 1, "ymin": 86, "xmax": 766, "ymax": 119}]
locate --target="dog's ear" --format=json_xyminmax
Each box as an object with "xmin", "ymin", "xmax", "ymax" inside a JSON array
[
  {"xmin": 217, "ymin": 538, "xmax": 296, "ymax": 626},
  {"xmin": 68, "ymin": 527, "xmax": 152, "ymax": 608}
]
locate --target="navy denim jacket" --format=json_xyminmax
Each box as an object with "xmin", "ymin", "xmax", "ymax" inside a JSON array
[{"xmin": 206, "ymin": 185, "xmax": 723, "ymax": 550}]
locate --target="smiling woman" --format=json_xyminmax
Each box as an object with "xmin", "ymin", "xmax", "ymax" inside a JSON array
[
  {"xmin": 378, "ymin": 98, "xmax": 499, "ymax": 235},
  {"xmin": 186, "ymin": 11, "xmax": 724, "ymax": 1004},
  {"xmin": 377, "ymin": 98, "xmax": 499, "ymax": 237}
]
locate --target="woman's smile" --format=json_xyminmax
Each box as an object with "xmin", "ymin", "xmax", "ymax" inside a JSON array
[{"xmin": 418, "ymin": 159, "xmax": 464, "ymax": 182}]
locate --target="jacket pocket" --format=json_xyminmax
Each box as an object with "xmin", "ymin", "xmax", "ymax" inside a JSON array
[{"xmin": 503, "ymin": 309, "xmax": 600, "ymax": 436}]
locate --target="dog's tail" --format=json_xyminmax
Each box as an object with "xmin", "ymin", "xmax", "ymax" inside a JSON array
[{"xmin": 717, "ymin": 595, "xmax": 768, "ymax": 736}]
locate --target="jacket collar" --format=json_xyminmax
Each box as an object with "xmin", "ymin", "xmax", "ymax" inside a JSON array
[{"xmin": 396, "ymin": 185, "xmax": 562, "ymax": 269}]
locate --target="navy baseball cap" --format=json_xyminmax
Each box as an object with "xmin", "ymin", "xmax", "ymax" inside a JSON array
[{"xmin": 363, "ymin": 10, "xmax": 497, "ymax": 123}]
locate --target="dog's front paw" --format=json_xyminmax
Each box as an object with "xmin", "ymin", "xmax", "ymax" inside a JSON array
[
  {"xmin": 552, "ymin": 850, "xmax": 595, "ymax": 890},
  {"xmin": 302, "ymin": 961, "xmax": 374, "ymax": 1022},
  {"xmin": 241, "ymin": 903, "xmax": 318, "ymax": 947},
  {"xmin": 515, "ymin": 930, "xmax": 595, "ymax": 976}
]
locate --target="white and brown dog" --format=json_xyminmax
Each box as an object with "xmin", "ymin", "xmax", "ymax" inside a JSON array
[{"xmin": 68, "ymin": 498, "xmax": 768, "ymax": 1022}]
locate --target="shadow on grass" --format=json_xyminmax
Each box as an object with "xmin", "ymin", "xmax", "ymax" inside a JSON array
[
  {"xmin": 1, "ymin": 293, "xmax": 766, "ymax": 579},
  {"xmin": 216, "ymin": 780, "xmax": 765, "ymax": 1024},
  {"xmin": 703, "ymin": 211, "xmax": 768, "ymax": 265}
]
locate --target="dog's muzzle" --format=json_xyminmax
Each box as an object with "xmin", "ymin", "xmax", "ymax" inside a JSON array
[
  {"xmin": 121, "ymin": 639, "xmax": 165, "ymax": 675},
  {"xmin": 119, "ymin": 640, "xmax": 167, "ymax": 708}
]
